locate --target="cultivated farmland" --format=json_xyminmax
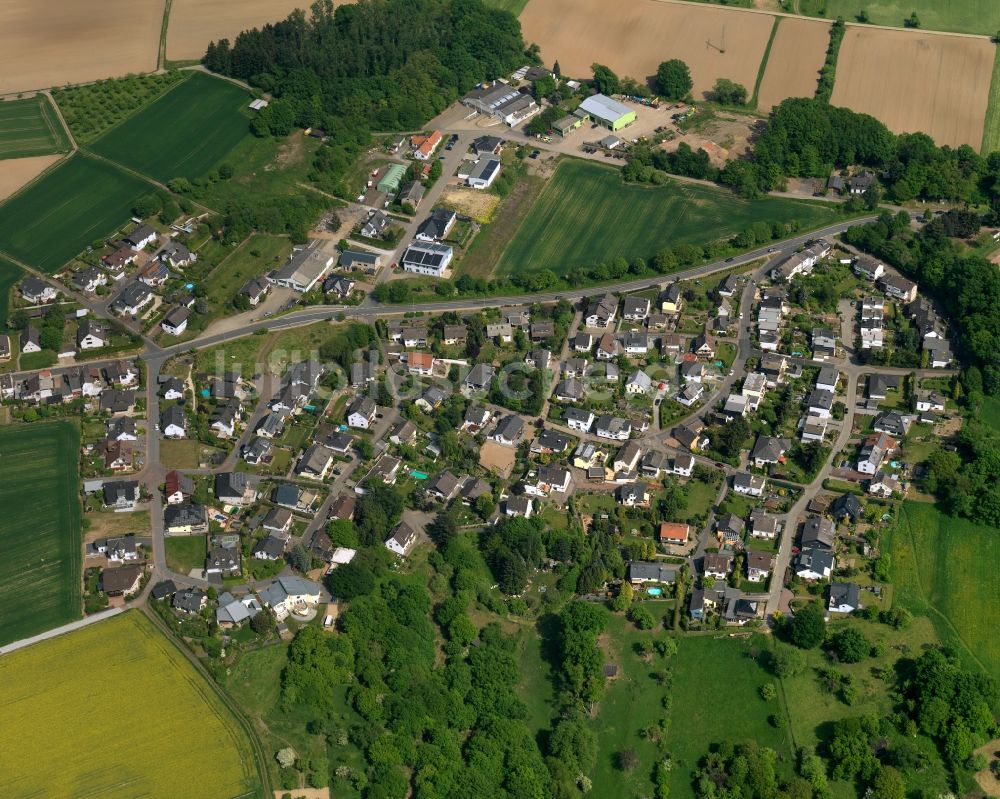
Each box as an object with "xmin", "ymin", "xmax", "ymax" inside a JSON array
[
  {"xmin": 830, "ymin": 27, "xmax": 993, "ymax": 149},
  {"xmin": 0, "ymin": 0, "xmax": 161, "ymax": 95},
  {"xmin": 0, "ymin": 423, "xmax": 81, "ymax": 647},
  {"xmin": 166, "ymin": 0, "xmax": 321, "ymax": 61},
  {"xmin": 90, "ymin": 72, "xmax": 251, "ymax": 183},
  {"xmin": 756, "ymin": 17, "xmax": 830, "ymax": 110},
  {"xmin": 492, "ymin": 159, "xmax": 838, "ymax": 277},
  {"xmin": 0, "ymin": 96, "xmax": 71, "ymax": 160},
  {"xmin": 0, "ymin": 155, "xmax": 63, "ymax": 204},
  {"xmin": 889, "ymin": 501, "xmax": 1000, "ymax": 680},
  {"xmin": 801, "ymin": 0, "xmax": 1000, "ymax": 36},
  {"xmin": 0, "ymin": 153, "xmax": 151, "ymax": 273},
  {"xmin": 0, "ymin": 611, "xmax": 262, "ymax": 798},
  {"xmin": 519, "ymin": 0, "xmax": 774, "ymax": 97}
]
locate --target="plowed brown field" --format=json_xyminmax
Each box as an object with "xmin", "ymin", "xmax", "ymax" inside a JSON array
[
  {"xmin": 167, "ymin": 0, "xmax": 331, "ymax": 61},
  {"xmin": 830, "ymin": 26, "xmax": 993, "ymax": 148},
  {"xmin": 0, "ymin": 0, "xmax": 162, "ymax": 95},
  {"xmin": 756, "ymin": 17, "xmax": 830, "ymax": 110},
  {"xmin": 520, "ymin": 0, "xmax": 774, "ymax": 98},
  {"xmin": 0, "ymin": 154, "xmax": 63, "ymax": 202}
]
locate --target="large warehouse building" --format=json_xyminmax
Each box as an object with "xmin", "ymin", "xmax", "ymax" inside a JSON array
[{"xmin": 577, "ymin": 94, "xmax": 636, "ymax": 131}]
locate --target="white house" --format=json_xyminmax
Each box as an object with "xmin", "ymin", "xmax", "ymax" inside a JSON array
[
  {"xmin": 76, "ymin": 321, "xmax": 107, "ymax": 351},
  {"xmin": 460, "ymin": 156, "xmax": 502, "ymax": 189},
  {"xmin": 564, "ymin": 407, "xmax": 594, "ymax": 433},
  {"xmin": 595, "ymin": 415, "xmax": 631, "ymax": 441},
  {"xmin": 347, "ymin": 396, "xmax": 377, "ymax": 429},
  {"xmin": 402, "ymin": 242, "xmax": 453, "ymax": 277},
  {"xmin": 733, "ymin": 472, "xmax": 765, "ymax": 497},
  {"xmin": 385, "ymin": 521, "xmax": 419, "ymax": 556},
  {"xmin": 160, "ymin": 306, "xmax": 190, "ymax": 337}
]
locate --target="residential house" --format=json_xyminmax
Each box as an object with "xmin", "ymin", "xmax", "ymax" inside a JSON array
[
  {"xmin": 703, "ymin": 552, "xmax": 733, "ymax": 580},
  {"xmin": 21, "ymin": 276, "xmax": 58, "ymax": 304},
  {"xmin": 811, "ymin": 328, "xmax": 837, "ymax": 360},
  {"xmin": 751, "ymin": 436, "xmax": 790, "ymax": 469},
  {"xmin": 215, "ymin": 472, "xmax": 256, "ymax": 506},
  {"xmin": 623, "ymin": 296, "xmax": 650, "ymax": 321},
  {"xmin": 828, "ymin": 582, "xmax": 861, "ymax": 613},
  {"xmin": 347, "ymin": 396, "xmax": 377, "ymax": 429},
  {"xmin": 858, "ymin": 431, "xmax": 897, "ymax": 475},
  {"xmin": 123, "ymin": 224, "xmax": 157, "ymax": 251},
  {"xmin": 658, "ymin": 522, "xmax": 689, "ymax": 546},
  {"xmin": 173, "ymin": 587, "xmax": 207, "ymax": 613},
  {"xmin": 240, "ymin": 277, "xmax": 270, "ymax": 306},
  {"xmin": 160, "ymin": 405, "xmax": 187, "ymax": 438},
  {"xmin": 749, "ymin": 511, "xmax": 778, "ymax": 539},
  {"xmin": 746, "ymin": 551, "xmax": 773, "ymax": 582},
  {"xmin": 672, "ymin": 453, "xmax": 695, "ymax": 477},
  {"xmin": 624, "ymin": 331, "xmax": 648, "ymax": 355},
  {"xmin": 407, "ymin": 351, "xmax": 435, "ymax": 376},
  {"xmin": 269, "ymin": 246, "xmax": 333, "ymax": 292},
  {"xmin": 101, "ymin": 564, "xmax": 144, "ymax": 597},
  {"xmin": 492, "ymin": 415, "xmax": 525, "ymax": 447},
  {"xmin": 807, "ymin": 388, "xmax": 835, "ymax": 419},
  {"xmin": 531, "ymin": 428, "xmax": 570, "ymax": 455},
  {"xmin": 505, "ymin": 495, "xmax": 534, "ymax": 518},
  {"xmin": 296, "ymin": 444, "xmax": 336, "ymax": 480},
  {"xmin": 525, "ymin": 348, "xmax": 551, "ymax": 369},
  {"xmin": 564, "ymin": 407, "xmax": 595, "ymax": 433},
  {"xmin": 613, "ymin": 440, "xmax": 643, "ymax": 474},
  {"xmin": 794, "ymin": 548, "xmax": 835, "ymax": 580},
  {"xmin": 72, "ymin": 266, "xmax": 107, "ymax": 293},
  {"xmin": 660, "ymin": 283, "xmax": 683, "ymax": 314},
  {"xmin": 733, "ymin": 472, "xmax": 766, "ymax": 497},
  {"xmin": 164, "ymin": 471, "xmax": 193, "ymax": 505},
  {"xmin": 427, "ymin": 471, "xmax": 462, "ymax": 502},
  {"xmin": 830, "ymin": 492, "xmax": 863, "ymax": 523},
  {"xmin": 20, "ymin": 326, "xmax": 41, "ymax": 354},
  {"xmin": 573, "ymin": 332, "xmax": 593, "ymax": 352},
  {"xmin": 216, "ymin": 594, "xmax": 262, "ymax": 627},
  {"xmin": 258, "ymin": 576, "xmax": 321, "ymax": 621},
  {"xmin": 692, "ymin": 332, "xmax": 716, "ymax": 359},
  {"xmin": 716, "ymin": 513, "xmax": 744, "ymax": 546},
  {"xmin": 263, "ymin": 507, "xmax": 294, "ymax": 537},
  {"xmin": 625, "ymin": 370, "xmax": 652, "ymax": 395},
  {"xmin": 879, "ymin": 274, "xmax": 918, "ymax": 303},
  {"xmin": 401, "ymin": 241, "xmax": 453, "ymax": 277},
  {"xmin": 461, "ymin": 404, "xmax": 491, "ymax": 432},
  {"xmin": 853, "ymin": 255, "xmax": 884, "ymax": 282},
  {"xmin": 206, "ymin": 546, "xmax": 240, "ymax": 577},
  {"xmin": 102, "ymin": 480, "xmax": 140, "ymax": 511},
  {"xmin": 595, "ymin": 415, "xmax": 632, "ymax": 441},
  {"xmin": 389, "ymin": 419, "xmax": 418, "ymax": 446},
  {"xmin": 530, "ymin": 321, "xmax": 554, "ymax": 342},
  {"xmin": 442, "ymin": 324, "xmax": 468, "ymax": 345},
  {"xmin": 76, "ymin": 320, "xmax": 107, "ymax": 350},
  {"xmin": 617, "ymin": 482, "xmax": 649, "ymax": 507},
  {"xmin": 385, "ymin": 520, "xmax": 420, "ymax": 556},
  {"xmin": 160, "ymin": 306, "xmax": 190, "ymax": 336},
  {"xmin": 595, "ymin": 332, "xmax": 619, "ymax": 360},
  {"xmin": 628, "ymin": 561, "xmax": 677, "ymax": 585},
  {"xmin": 801, "ymin": 516, "xmax": 835, "ymax": 549},
  {"xmin": 108, "ymin": 416, "xmax": 137, "ymax": 441},
  {"xmin": 111, "ymin": 283, "xmax": 153, "ymax": 317},
  {"xmin": 159, "ymin": 240, "xmax": 195, "ymax": 269},
  {"xmin": 585, "ymin": 293, "xmax": 617, "ymax": 328},
  {"xmin": 163, "ymin": 503, "xmax": 207, "ymax": 534},
  {"xmin": 873, "ymin": 411, "xmax": 910, "ymax": 437},
  {"xmin": 868, "ymin": 471, "xmax": 902, "ymax": 498},
  {"xmin": 138, "ymin": 260, "xmax": 170, "ymax": 287},
  {"xmin": 415, "ymin": 208, "xmax": 457, "ymax": 242},
  {"xmin": 816, "ymin": 365, "xmax": 840, "ymax": 393},
  {"xmin": 465, "ymin": 363, "xmax": 495, "ymax": 392},
  {"xmin": 915, "ymin": 390, "xmax": 946, "ymax": 413}
]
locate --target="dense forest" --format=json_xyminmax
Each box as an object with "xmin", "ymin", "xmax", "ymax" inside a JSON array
[{"xmin": 203, "ymin": 0, "xmax": 526, "ymax": 195}]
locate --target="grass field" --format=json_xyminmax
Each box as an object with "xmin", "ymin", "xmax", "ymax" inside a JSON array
[
  {"xmin": 888, "ymin": 501, "xmax": 1000, "ymax": 680},
  {"xmin": 492, "ymin": 160, "xmax": 839, "ymax": 277},
  {"xmin": 980, "ymin": 395, "xmax": 1000, "ymax": 432},
  {"xmin": 800, "ymin": 0, "xmax": 1000, "ymax": 35},
  {"xmin": 0, "ymin": 611, "xmax": 262, "ymax": 797},
  {"xmin": 165, "ymin": 534, "xmax": 207, "ymax": 575},
  {"xmin": 0, "ymin": 96, "xmax": 70, "ymax": 160},
  {"xmin": 665, "ymin": 635, "xmax": 794, "ymax": 799},
  {"xmin": 89, "ymin": 72, "xmax": 251, "ymax": 183},
  {"xmin": 985, "ymin": 48, "xmax": 1000, "ymax": 155},
  {"xmin": 205, "ymin": 233, "xmax": 291, "ymax": 308},
  {"xmin": 160, "ymin": 438, "xmax": 223, "ymax": 469},
  {"xmin": 0, "ymin": 423, "xmax": 81, "ymax": 646},
  {"xmin": 589, "ymin": 621, "xmax": 793, "ymax": 799},
  {"xmin": 0, "ymin": 257, "xmax": 25, "ymax": 330},
  {"xmin": 0, "ymin": 153, "xmax": 151, "ymax": 273}
]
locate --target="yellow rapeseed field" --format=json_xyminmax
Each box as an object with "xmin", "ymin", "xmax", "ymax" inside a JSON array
[{"xmin": 0, "ymin": 611, "xmax": 260, "ymax": 798}]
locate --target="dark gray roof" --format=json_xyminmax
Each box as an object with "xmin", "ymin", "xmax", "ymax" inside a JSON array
[
  {"xmin": 829, "ymin": 582, "xmax": 861, "ymax": 609},
  {"xmin": 628, "ymin": 561, "xmax": 676, "ymax": 583}
]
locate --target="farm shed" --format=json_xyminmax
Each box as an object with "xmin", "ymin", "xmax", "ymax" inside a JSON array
[
  {"xmin": 377, "ymin": 163, "xmax": 407, "ymax": 194},
  {"xmin": 578, "ymin": 94, "xmax": 636, "ymax": 131}
]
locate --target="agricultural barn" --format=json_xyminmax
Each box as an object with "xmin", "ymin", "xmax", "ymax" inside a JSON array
[
  {"xmin": 462, "ymin": 83, "xmax": 540, "ymax": 126},
  {"xmin": 402, "ymin": 242, "xmax": 453, "ymax": 277},
  {"xmin": 578, "ymin": 94, "xmax": 636, "ymax": 132},
  {"xmin": 377, "ymin": 163, "xmax": 407, "ymax": 194}
]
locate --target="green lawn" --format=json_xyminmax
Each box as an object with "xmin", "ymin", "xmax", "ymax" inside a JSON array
[
  {"xmin": 800, "ymin": 0, "xmax": 1000, "ymax": 34},
  {"xmin": 664, "ymin": 635, "xmax": 794, "ymax": 799},
  {"xmin": 89, "ymin": 72, "xmax": 251, "ymax": 183},
  {"xmin": 887, "ymin": 501, "xmax": 1000, "ymax": 680},
  {"xmin": 164, "ymin": 535, "xmax": 207, "ymax": 575},
  {"xmin": 493, "ymin": 160, "xmax": 839, "ymax": 278},
  {"xmin": 0, "ymin": 153, "xmax": 152, "ymax": 273},
  {"xmin": 0, "ymin": 95, "xmax": 71, "ymax": 160},
  {"xmin": 680, "ymin": 479, "xmax": 719, "ymax": 522},
  {"xmin": 0, "ymin": 422, "xmax": 82, "ymax": 645},
  {"xmin": 0, "ymin": 257, "xmax": 24, "ymax": 330}
]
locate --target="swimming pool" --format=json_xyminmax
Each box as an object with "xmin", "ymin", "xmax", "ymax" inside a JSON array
[
  {"xmin": 411, "ymin": 470, "xmax": 429, "ymax": 480},
  {"xmin": 647, "ymin": 587, "xmax": 663, "ymax": 596}
]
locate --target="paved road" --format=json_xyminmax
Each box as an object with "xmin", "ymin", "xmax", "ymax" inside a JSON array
[{"xmin": 0, "ymin": 607, "xmax": 124, "ymax": 655}]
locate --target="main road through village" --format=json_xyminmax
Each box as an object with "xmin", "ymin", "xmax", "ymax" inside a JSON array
[{"xmin": 9, "ymin": 212, "xmax": 921, "ymax": 650}]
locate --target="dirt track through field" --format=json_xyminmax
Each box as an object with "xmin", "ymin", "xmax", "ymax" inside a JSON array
[
  {"xmin": 756, "ymin": 17, "xmax": 830, "ymax": 110},
  {"xmin": 520, "ymin": 0, "xmax": 774, "ymax": 97},
  {"xmin": 0, "ymin": 0, "xmax": 162, "ymax": 94},
  {"xmin": 167, "ymin": 0, "xmax": 353, "ymax": 61},
  {"xmin": 0, "ymin": 155, "xmax": 63, "ymax": 202},
  {"xmin": 830, "ymin": 26, "xmax": 993, "ymax": 148}
]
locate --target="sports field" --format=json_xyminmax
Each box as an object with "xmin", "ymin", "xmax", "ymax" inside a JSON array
[
  {"xmin": 90, "ymin": 72, "xmax": 251, "ymax": 183},
  {"xmin": 0, "ymin": 96, "xmax": 70, "ymax": 160},
  {"xmin": 0, "ymin": 257, "xmax": 25, "ymax": 330},
  {"xmin": 0, "ymin": 423, "xmax": 81, "ymax": 647},
  {"xmin": 830, "ymin": 27, "xmax": 993, "ymax": 149},
  {"xmin": 801, "ymin": 0, "xmax": 1000, "ymax": 36},
  {"xmin": 0, "ymin": 611, "xmax": 263, "ymax": 798},
  {"xmin": 492, "ymin": 159, "xmax": 839, "ymax": 277},
  {"xmin": 0, "ymin": 153, "xmax": 151, "ymax": 273},
  {"xmin": 889, "ymin": 501, "xmax": 1000, "ymax": 680}
]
